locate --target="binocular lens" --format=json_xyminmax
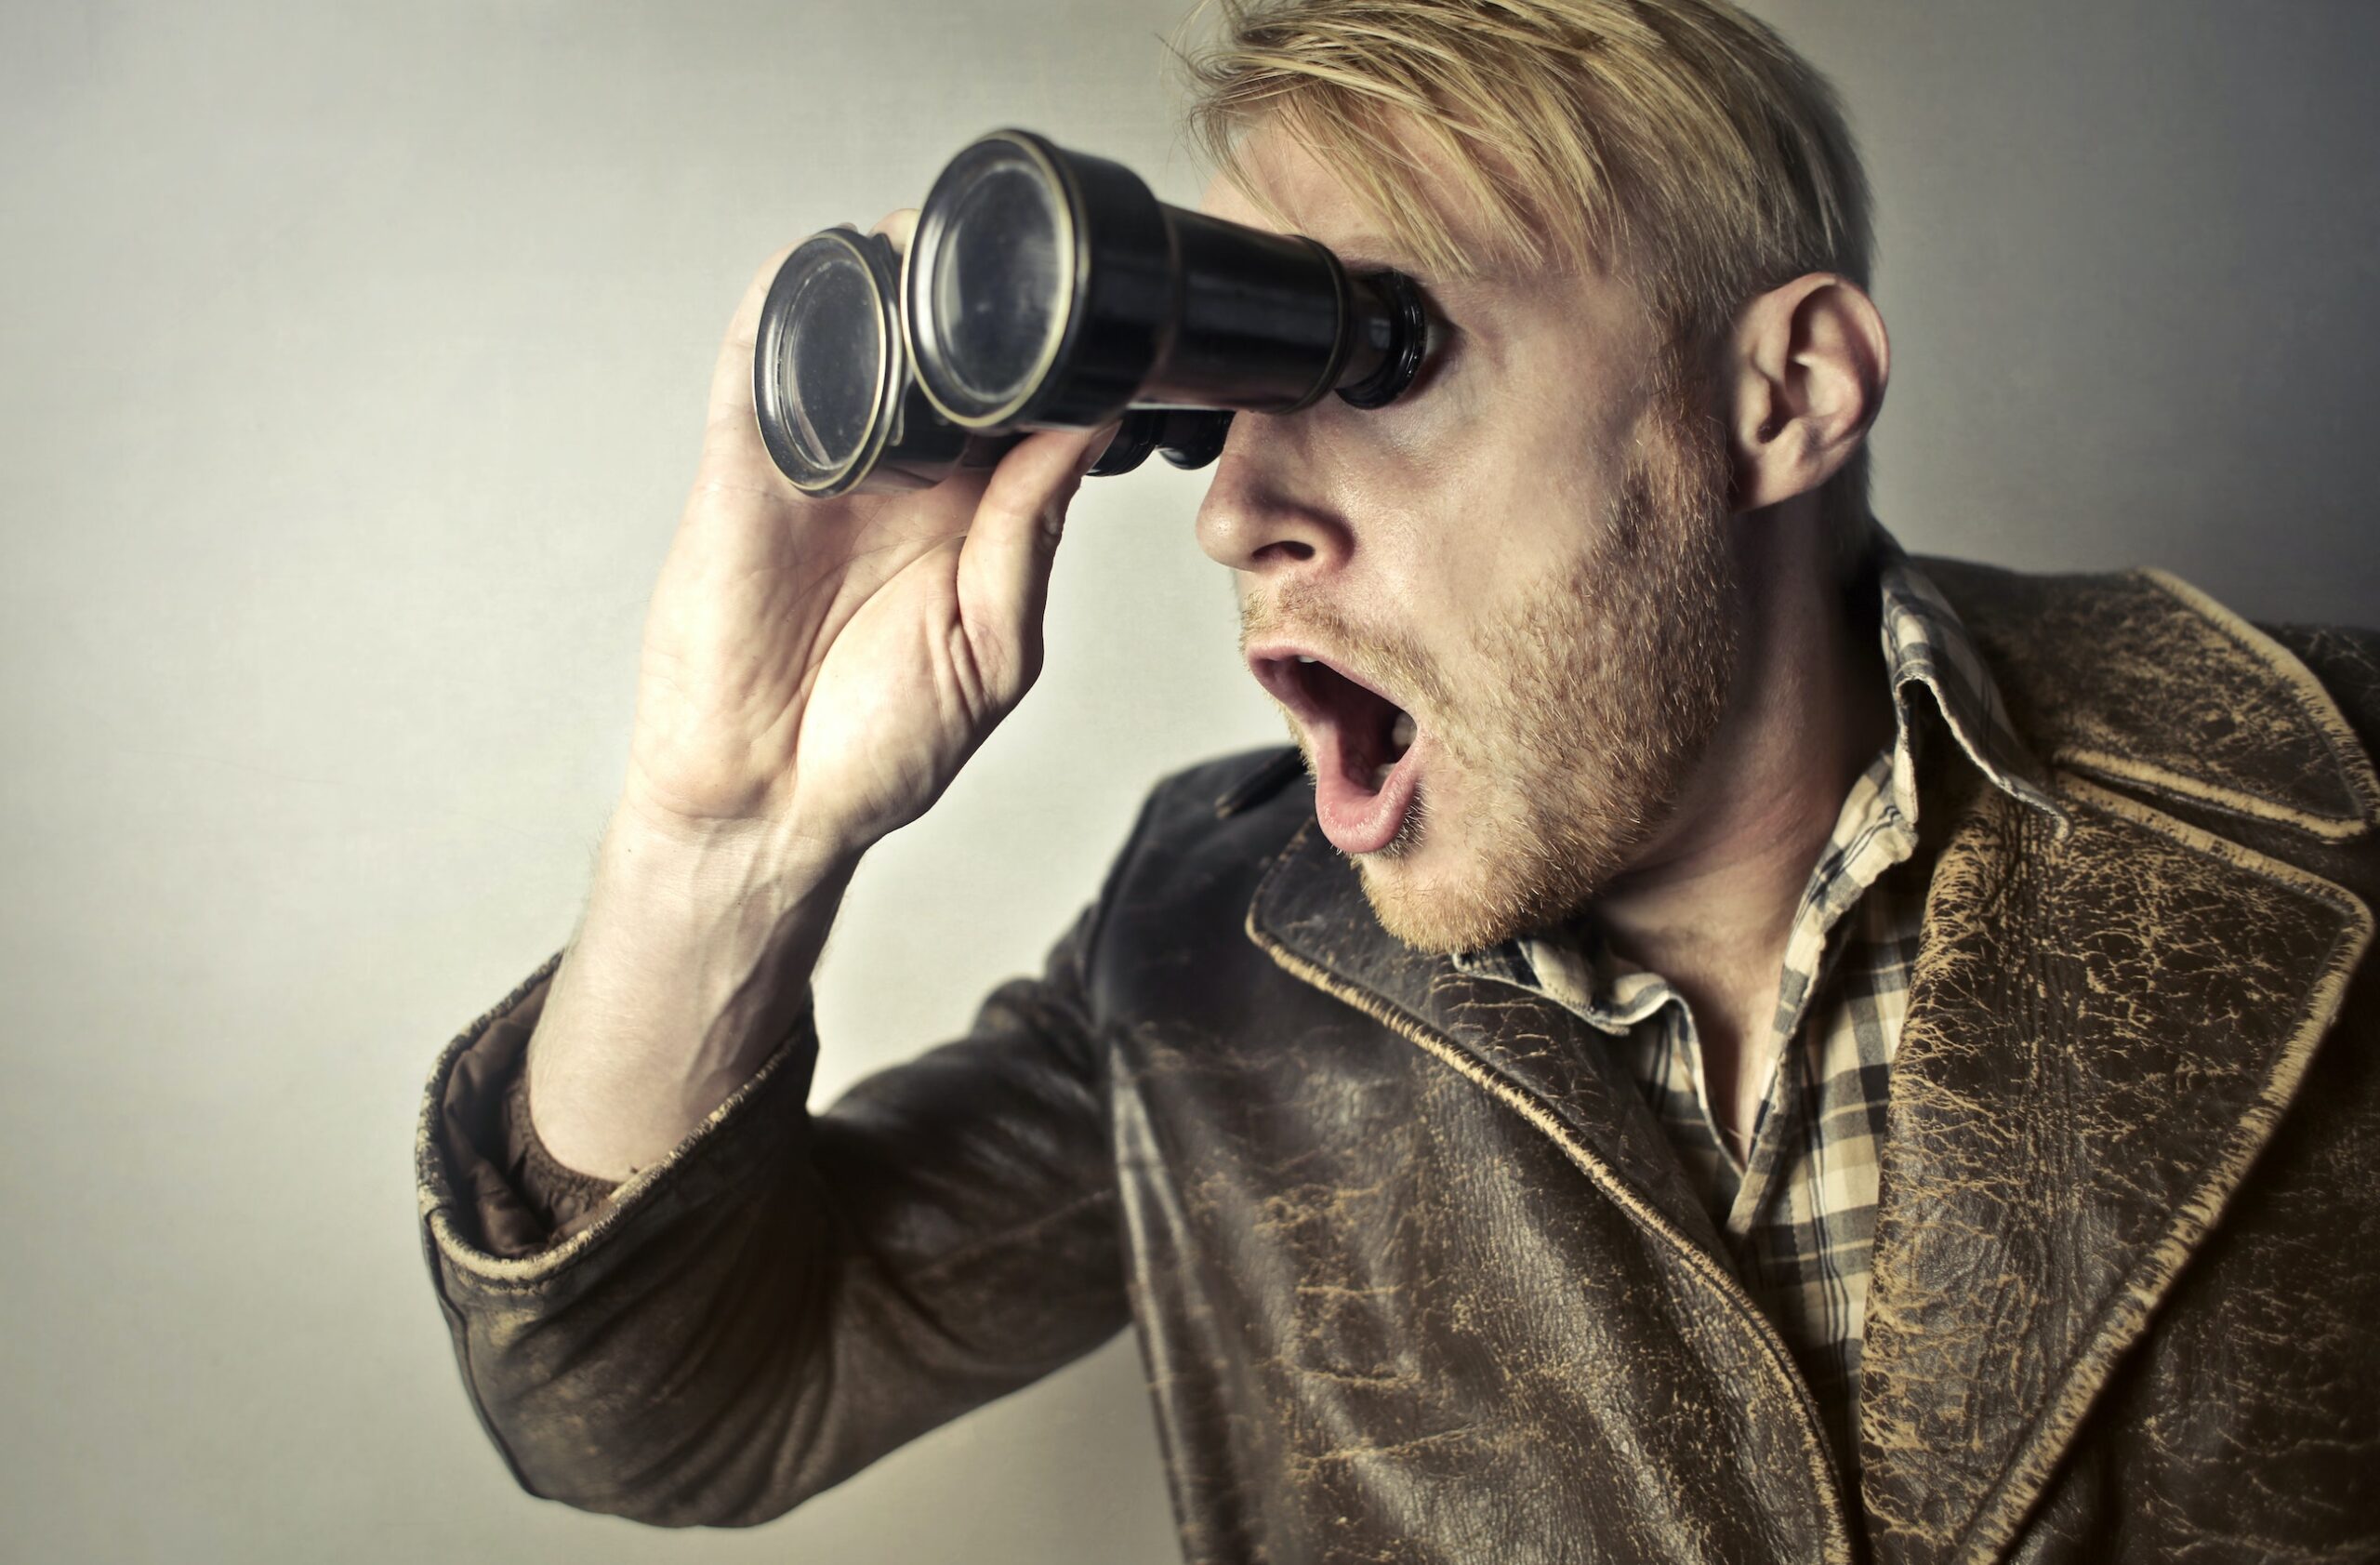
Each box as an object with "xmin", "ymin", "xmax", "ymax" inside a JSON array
[
  {"xmin": 750, "ymin": 128, "xmax": 1431, "ymax": 498},
  {"xmin": 778, "ymin": 247, "xmax": 881, "ymax": 474},
  {"xmin": 906, "ymin": 130, "xmax": 1428, "ymax": 433},
  {"xmin": 755, "ymin": 229, "xmax": 911, "ymax": 496},
  {"xmin": 931, "ymin": 158, "xmax": 1066, "ymax": 411}
]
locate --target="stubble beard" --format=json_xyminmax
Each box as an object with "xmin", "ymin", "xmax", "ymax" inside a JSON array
[{"xmin": 1289, "ymin": 387, "xmax": 1739, "ymax": 955}]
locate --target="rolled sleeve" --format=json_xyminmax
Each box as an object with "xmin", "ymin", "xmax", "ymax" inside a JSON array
[{"xmin": 411, "ymin": 905, "xmax": 1127, "ymax": 1527}]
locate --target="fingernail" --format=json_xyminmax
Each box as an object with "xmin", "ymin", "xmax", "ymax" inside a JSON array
[{"xmin": 1078, "ymin": 423, "xmax": 1120, "ymax": 474}]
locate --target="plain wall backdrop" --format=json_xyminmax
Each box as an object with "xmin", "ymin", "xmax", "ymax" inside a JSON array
[{"xmin": 3, "ymin": 1, "xmax": 2373, "ymax": 1560}]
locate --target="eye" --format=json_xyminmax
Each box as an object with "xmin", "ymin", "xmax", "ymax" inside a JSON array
[
  {"xmin": 1337, "ymin": 267, "xmax": 1449, "ymax": 410},
  {"xmin": 1401, "ymin": 284, "xmax": 1458, "ymax": 399},
  {"xmin": 1376, "ymin": 275, "xmax": 1460, "ymax": 405}
]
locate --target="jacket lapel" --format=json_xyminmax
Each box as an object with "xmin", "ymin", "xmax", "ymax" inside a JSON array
[
  {"xmin": 1246, "ymin": 816, "xmax": 1725, "ymax": 1261},
  {"xmin": 1858, "ymin": 770, "xmax": 2373, "ymax": 1565},
  {"xmin": 1856, "ymin": 560, "xmax": 2380, "ymax": 1563},
  {"xmin": 1236, "ymin": 559, "xmax": 2375, "ymax": 1565},
  {"xmin": 1245, "ymin": 815, "xmax": 1860, "ymax": 1563}
]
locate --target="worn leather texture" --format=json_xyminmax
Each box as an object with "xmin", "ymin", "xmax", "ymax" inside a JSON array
[{"xmin": 416, "ymin": 557, "xmax": 2380, "ymax": 1563}]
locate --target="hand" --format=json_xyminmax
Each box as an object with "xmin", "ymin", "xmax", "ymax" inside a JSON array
[{"xmin": 622, "ymin": 211, "xmax": 1111, "ymax": 859}]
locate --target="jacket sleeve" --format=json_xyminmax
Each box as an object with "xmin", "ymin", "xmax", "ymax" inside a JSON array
[{"xmin": 412, "ymin": 897, "xmax": 1130, "ymax": 1528}]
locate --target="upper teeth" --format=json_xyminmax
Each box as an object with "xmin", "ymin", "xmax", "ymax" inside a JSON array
[
  {"xmin": 1389, "ymin": 711, "xmax": 1416, "ymax": 749},
  {"xmin": 1296, "ymin": 656, "xmax": 1316, "ymax": 664}
]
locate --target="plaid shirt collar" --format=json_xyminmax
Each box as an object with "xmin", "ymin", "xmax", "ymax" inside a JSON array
[
  {"xmin": 1870, "ymin": 531, "xmax": 2067, "ymax": 833},
  {"xmin": 1438, "ymin": 527, "xmax": 2075, "ymax": 1468},
  {"xmin": 1449, "ymin": 528, "xmax": 2070, "ymax": 1003}
]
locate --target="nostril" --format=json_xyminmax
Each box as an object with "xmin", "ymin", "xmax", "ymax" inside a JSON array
[{"xmin": 1196, "ymin": 480, "xmax": 1348, "ymax": 574}]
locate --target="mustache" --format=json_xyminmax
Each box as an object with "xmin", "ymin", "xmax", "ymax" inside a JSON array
[{"xmin": 1237, "ymin": 588, "xmax": 1454, "ymax": 717}]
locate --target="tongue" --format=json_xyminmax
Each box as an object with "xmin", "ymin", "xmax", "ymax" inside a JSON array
[{"xmin": 1314, "ymin": 723, "xmax": 1420, "ymax": 855}]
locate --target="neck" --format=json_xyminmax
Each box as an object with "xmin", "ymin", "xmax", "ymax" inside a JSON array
[{"xmin": 1591, "ymin": 506, "xmax": 1889, "ymax": 1055}]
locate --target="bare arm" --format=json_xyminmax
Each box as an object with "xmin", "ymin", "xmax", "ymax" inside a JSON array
[
  {"xmin": 416, "ymin": 215, "xmax": 1132, "ymax": 1522},
  {"xmin": 522, "ymin": 211, "xmax": 1112, "ymax": 1181}
]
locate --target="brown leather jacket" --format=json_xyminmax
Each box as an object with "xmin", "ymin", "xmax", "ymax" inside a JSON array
[{"xmin": 416, "ymin": 558, "xmax": 2380, "ymax": 1563}]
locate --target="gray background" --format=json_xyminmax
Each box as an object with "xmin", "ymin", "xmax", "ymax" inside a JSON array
[{"xmin": 3, "ymin": 1, "xmax": 2373, "ymax": 1561}]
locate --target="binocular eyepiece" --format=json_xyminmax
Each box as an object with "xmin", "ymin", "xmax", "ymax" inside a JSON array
[{"xmin": 754, "ymin": 128, "xmax": 1432, "ymax": 498}]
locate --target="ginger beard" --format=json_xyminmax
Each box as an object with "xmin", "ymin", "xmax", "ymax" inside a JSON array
[{"xmin": 1242, "ymin": 379, "xmax": 1739, "ymax": 955}]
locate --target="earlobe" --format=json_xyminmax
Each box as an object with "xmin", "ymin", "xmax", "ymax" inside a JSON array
[{"xmin": 1726, "ymin": 273, "xmax": 1889, "ymax": 514}]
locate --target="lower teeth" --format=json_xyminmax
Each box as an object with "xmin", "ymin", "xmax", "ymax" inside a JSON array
[{"xmin": 1370, "ymin": 763, "xmax": 1394, "ymax": 789}]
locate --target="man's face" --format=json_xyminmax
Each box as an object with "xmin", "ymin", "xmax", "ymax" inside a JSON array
[{"xmin": 1198, "ymin": 118, "xmax": 1740, "ymax": 955}]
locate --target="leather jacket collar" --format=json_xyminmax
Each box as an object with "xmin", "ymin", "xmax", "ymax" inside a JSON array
[{"xmin": 1242, "ymin": 558, "xmax": 2378, "ymax": 1564}]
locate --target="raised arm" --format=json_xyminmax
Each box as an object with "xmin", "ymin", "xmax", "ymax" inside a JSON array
[
  {"xmin": 415, "ymin": 214, "xmax": 1130, "ymax": 1524},
  {"xmin": 416, "ymin": 893, "xmax": 1133, "ymax": 1525},
  {"xmin": 528, "ymin": 209, "xmax": 1110, "ymax": 1184}
]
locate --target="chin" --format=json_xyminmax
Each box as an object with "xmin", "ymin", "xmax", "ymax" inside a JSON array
[
  {"xmin": 1346, "ymin": 799, "xmax": 1573, "ymax": 956},
  {"xmin": 1344, "ymin": 758, "xmax": 1657, "ymax": 955}
]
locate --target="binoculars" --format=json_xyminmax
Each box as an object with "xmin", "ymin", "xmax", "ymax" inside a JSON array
[{"xmin": 753, "ymin": 128, "xmax": 1433, "ymax": 497}]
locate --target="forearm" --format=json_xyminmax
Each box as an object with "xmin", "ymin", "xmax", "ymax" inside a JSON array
[
  {"xmin": 524, "ymin": 802, "xmax": 862, "ymax": 1181},
  {"xmin": 417, "ymin": 895, "xmax": 1129, "ymax": 1527}
]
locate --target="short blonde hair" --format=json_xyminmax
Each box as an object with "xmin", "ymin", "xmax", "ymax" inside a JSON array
[{"xmin": 1180, "ymin": 0, "xmax": 1878, "ymax": 559}]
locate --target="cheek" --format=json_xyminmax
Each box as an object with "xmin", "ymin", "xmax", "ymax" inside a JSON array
[
  {"xmin": 1296, "ymin": 332, "xmax": 1653, "ymax": 635},
  {"xmin": 1349, "ymin": 343, "xmax": 1641, "ymax": 552}
]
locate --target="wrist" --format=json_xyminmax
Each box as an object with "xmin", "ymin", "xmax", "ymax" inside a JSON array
[
  {"xmin": 605, "ymin": 788, "xmax": 866, "ymax": 897},
  {"xmin": 577, "ymin": 800, "xmax": 858, "ymax": 1033},
  {"xmin": 523, "ymin": 801, "xmax": 859, "ymax": 1178}
]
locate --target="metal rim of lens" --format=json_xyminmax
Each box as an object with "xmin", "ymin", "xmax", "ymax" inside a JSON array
[
  {"xmin": 1335, "ymin": 268, "xmax": 1429, "ymax": 410},
  {"xmin": 904, "ymin": 130, "xmax": 1085, "ymax": 430},
  {"xmin": 753, "ymin": 228, "xmax": 902, "ymax": 497}
]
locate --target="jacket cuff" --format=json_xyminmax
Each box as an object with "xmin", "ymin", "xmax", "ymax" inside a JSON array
[
  {"xmin": 501, "ymin": 1064, "xmax": 621, "ymax": 1245},
  {"xmin": 414, "ymin": 952, "xmax": 818, "ymax": 1274}
]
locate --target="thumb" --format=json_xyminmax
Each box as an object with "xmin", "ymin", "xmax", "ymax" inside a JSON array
[{"xmin": 952, "ymin": 423, "xmax": 1117, "ymax": 707}]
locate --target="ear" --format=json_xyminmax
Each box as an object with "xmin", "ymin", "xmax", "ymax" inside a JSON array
[{"xmin": 1724, "ymin": 273, "xmax": 1889, "ymax": 513}]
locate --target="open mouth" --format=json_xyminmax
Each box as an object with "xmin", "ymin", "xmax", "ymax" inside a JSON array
[{"xmin": 1249, "ymin": 646, "xmax": 1425, "ymax": 855}]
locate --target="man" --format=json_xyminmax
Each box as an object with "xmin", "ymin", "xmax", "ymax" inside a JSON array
[{"xmin": 415, "ymin": 0, "xmax": 2380, "ymax": 1558}]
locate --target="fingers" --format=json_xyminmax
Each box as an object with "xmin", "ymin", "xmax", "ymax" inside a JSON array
[
  {"xmin": 868, "ymin": 207, "xmax": 919, "ymax": 255},
  {"xmin": 953, "ymin": 424, "xmax": 1118, "ymax": 706},
  {"xmin": 706, "ymin": 243, "xmax": 800, "ymax": 431},
  {"xmin": 704, "ymin": 214, "xmax": 914, "ymax": 452}
]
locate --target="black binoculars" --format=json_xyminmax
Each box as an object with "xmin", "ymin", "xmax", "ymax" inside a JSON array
[{"xmin": 753, "ymin": 128, "xmax": 1432, "ymax": 497}]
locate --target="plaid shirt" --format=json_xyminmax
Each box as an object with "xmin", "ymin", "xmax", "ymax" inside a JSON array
[{"xmin": 1452, "ymin": 532, "xmax": 2069, "ymax": 1467}]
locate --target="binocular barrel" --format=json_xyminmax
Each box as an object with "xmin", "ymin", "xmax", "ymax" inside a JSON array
[{"xmin": 753, "ymin": 128, "xmax": 1429, "ymax": 498}]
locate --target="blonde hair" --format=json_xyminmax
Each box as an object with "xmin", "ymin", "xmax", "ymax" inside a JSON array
[{"xmin": 1179, "ymin": 0, "xmax": 1878, "ymax": 561}]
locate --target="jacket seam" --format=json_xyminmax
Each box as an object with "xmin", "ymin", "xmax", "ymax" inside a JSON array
[
  {"xmin": 1079, "ymin": 778, "xmax": 1170, "ymax": 1018},
  {"xmin": 2055, "ymin": 744, "xmax": 2368, "ymax": 842},
  {"xmin": 1046, "ymin": 772, "xmax": 1174, "ymax": 1112},
  {"xmin": 893, "ymin": 776, "xmax": 1167, "ymax": 1289},
  {"xmin": 418, "ymin": 1212, "xmax": 543, "ymax": 1496}
]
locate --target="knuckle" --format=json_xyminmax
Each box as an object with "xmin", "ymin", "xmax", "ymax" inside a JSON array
[{"xmin": 751, "ymin": 245, "xmax": 796, "ymax": 287}]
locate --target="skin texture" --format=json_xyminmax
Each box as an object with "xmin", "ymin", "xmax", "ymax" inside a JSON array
[
  {"xmin": 1199, "ymin": 119, "xmax": 1893, "ymax": 1151},
  {"xmin": 1209, "ymin": 142, "xmax": 1740, "ymax": 958},
  {"xmin": 523, "ymin": 213, "xmax": 1116, "ymax": 1179},
  {"xmin": 525, "ymin": 111, "xmax": 1891, "ymax": 1178}
]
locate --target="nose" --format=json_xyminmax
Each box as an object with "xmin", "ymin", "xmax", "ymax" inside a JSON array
[{"xmin": 1194, "ymin": 413, "xmax": 1353, "ymax": 577}]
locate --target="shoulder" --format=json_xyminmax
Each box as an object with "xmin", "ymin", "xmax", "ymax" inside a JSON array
[
  {"xmin": 1072, "ymin": 746, "xmax": 1316, "ymax": 1008},
  {"xmin": 1117, "ymin": 744, "xmax": 1312, "ymax": 869},
  {"xmin": 1916, "ymin": 555, "xmax": 2380, "ymax": 847},
  {"xmin": 1144, "ymin": 744, "xmax": 1311, "ymax": 822},
  {"xmin": 1083, "ymin": 744, "xmax": 1312, "ymax": 921},
  {"xmin": 2259, "ymin": 620, "xmax": 2380, "ymax": 756}
]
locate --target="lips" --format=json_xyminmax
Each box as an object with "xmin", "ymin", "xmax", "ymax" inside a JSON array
[{"xmin": 1247, "ymin": 643, "xmax": 1425, "ymax": 855}]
